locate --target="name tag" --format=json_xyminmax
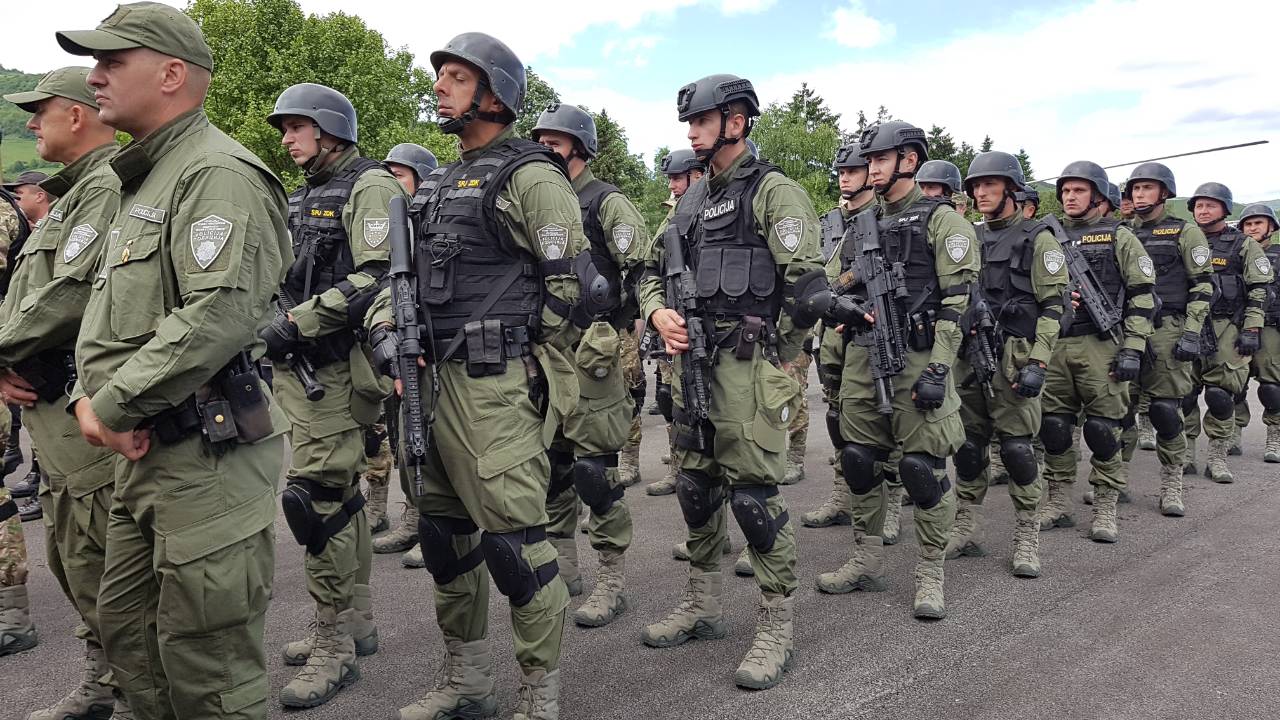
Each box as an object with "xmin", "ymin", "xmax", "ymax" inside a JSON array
[{"xmin": 129, "ymin": 203, "xmax": 166, "ymax": 223}]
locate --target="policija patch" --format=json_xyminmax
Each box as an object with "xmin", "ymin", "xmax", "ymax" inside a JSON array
[
  {"xmin": 190, "ymin": 215, "xmax": 233, "ymax": 269},
  {"xmin": 364, "ymin": 217, "xmax": 390, "ymax": 248},
  {"xmin": 1257, "ymin": 256, "xmax": 1273, "ymax": 275},
  {"xmin": 1191, "ymin": 245, "xmax": 1211, "ymax": 267},
  {"xmin": 613, "ymin": 224, "xmax": 635, "ymax": 253},
  {"xmin": 945, "ymin": 234, "xmax": 971, "ymax": 262},
  {"xmin": 775, "ymin": 217, "xmax": 803, "ymax": 252},
  {"xmin": 1138, "ymin": 256, "xmax": 1155, "ymax": 277},
  {"xmin": 538, "ymin": 223, "xmax": 569, "ymax": 260},
  {"xmin": 1043, "ymin": 249, "xmax": 1065, "ymax": 275},
  {"xmin": 63, "ymin": 224, "xmax": 99, "ymax": 263}
]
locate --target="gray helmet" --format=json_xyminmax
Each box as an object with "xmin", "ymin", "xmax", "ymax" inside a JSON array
[
  {"xmin": 1055, "ymin": 160, "xmax": 1109, "ymax": 201},
  {"xmin": 1125, "ymin": 161, "xmax": 1176, "ymax": 198},
  {"xmin": 383, "ymin": 143, "xmax": 438, "ymax": 183},
  {"xmin": 1239, "ymin": 203, "xmax": 1279, "ymax": 232},
  {"xmin": 531, "ymin": 102, "xmax": 598, "ymax": 158},
  {"xmin": 1187, "ymin": 181, "xmax": 1233, "ymax": 214},
  {"xmin": 857, "ymin": 120, "xmax": 928, "ymax": 161},
  {"xmin": 267, "ymin": 83, "xmax": 357, "ymax": 143},
  {"xmin": 430, "ymin": 32, "xmax": 526, "ymax": 127},
  {"xmin": 675, "ymin": 74, "xmax": 760, "ymax": 122},
  {"xmin": 917, "ymin": 160, "xmax": 962, "ymax": 195},
  {"xmin": 832, "ymin": 142, "xmax": 868, "ymax": 170},
  {"xmin": 1019, "ymin": 184, "xmax": 1042, "ymax": 208},
  {"xmin": 1106, "ymin": 182, "xmax": 1121, "ymax": 209},
  {"xmin": 660, "ymin": 148, "xmax": 704, "ymax": 176},
  {"xmin": 963, "ymin": 151, "xmax": 1026, "ymax": 193}
]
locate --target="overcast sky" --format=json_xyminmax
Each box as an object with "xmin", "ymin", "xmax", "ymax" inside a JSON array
[{"xmin": 6, "ymin": 0, "xmax": 1278, "ymax": 201}]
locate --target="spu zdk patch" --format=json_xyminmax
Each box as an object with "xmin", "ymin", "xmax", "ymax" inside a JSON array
[
  {"xmin": 364, "ymin": 217, "xmax": 390, "ymax": 247},
  {"xmin": 63, "ymin": 224, "xmax": 100, "ymax": 263},
  {"xmin": 613, "ymin": 223, "xmax": 635, "ymax": 253},
  {"xmin": 1138, "ymin": 256, "xmax": 1154, "ymax": 277},
  {"xmin": 1043, "ymin": 249, "xmax": 1065, "ymax": 274},
  {"xmin": 190, "ymin": 215, "xmax": 232, "ymax": 270}
]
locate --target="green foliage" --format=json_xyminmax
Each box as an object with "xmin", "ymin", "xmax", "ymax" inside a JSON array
[
  {"xmin": 637, "ymin": 147, "xmax": 674, "ymax": 234},
  {"xmin": 514, "ymin": 69, "xmax": 560, "ymax": 140},
  {"xmin": 1016, "ymin": 148, "xmax": 1033, "ymax": 180},
  {"xmin": 754, "ymin": 89, "xmax": 843, "ymax": 213},
  {"xmin": 0, "ymin": 66, "xmax": 62, "ymax": 178},
  {"xmin": 590, "ymin": 108, "xmax": 648, "ymax": 202}
]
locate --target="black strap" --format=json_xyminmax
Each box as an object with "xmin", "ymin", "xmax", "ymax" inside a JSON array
[{"xmin": 436, "ymin": 262, "xmax": 531, "ymax": 363}]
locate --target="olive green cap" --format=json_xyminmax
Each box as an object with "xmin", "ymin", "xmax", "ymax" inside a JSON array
[
  {"xmin": 2, "ymin": 66, "xmax": 98, "ymax": 112},
  {"xmin": 57, "ymin": 2, "xmax": 213, "ymax": 72}
]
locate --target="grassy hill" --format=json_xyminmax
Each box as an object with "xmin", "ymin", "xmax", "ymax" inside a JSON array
[{"xmin": 1, "ymin": 66, "xmax": 63, "ymax": 180}]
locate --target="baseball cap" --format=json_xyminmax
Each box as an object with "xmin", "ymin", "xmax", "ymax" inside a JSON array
[
  {"xmin": 2, "ymin": 67, "xmax": 98, "ymax": 111},
  {"xmin": 3, "ymin": 171, "xmax": 52, "ymax": 191},
  {"xmin": 57, "ymin": 2, "xmax": 214, "ymax": 72}
]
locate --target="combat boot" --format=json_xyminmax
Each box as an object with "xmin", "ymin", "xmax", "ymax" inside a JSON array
[
  {"xmin": 365, "ymin": 480, "xmax": 390, "ymax": 534},
  {"xmin": 512, "ymin": 668, "xmax": 559, "ymax": 720},
  {"xmin": 617, "ymin": 440, "xmax": 641, "ymax": 488},
  {"xmin": 912, "ymin": 547, "xmax": 946, "ymax": 620},
  {"xmin": 645, "ymin": 474, "xmax": 676, "ymax": 496},
  {"xmin": 1083, "ymin": 487, "xmax": 1130, "ymax": 505},
  {"xmin": 0, "ymin": 584, "xmax": 36, "ymax": 656},
  {"xmin": 734, "ymin": 547, "xmax": 754, "ymax": 577},
  {"xmin": 1229, "ymin": 423, "xmax": 1243, "ymax": 455},
  {"xmin": 1159, "ymin": 464, "xmax": 1185, "ymax": 517},
  {"xmin": 734, "ymin": 592, "xmax": 794, "ymax": 690},
  {"xmin": 672, "ymin": 540, "xmax": 731, "ymax": 561},
  {"xmin": 1207, "ymin": 438, "xmax": 1234, "ymax": 483},
  {"xmin": 816, "ymin": 534, "xmax": 886, "ymax": 594},
  {"xmin": 1265, "ymin": 426, "xmax": 1280, "ymax": 463},
  {"xmin": 1088, "ymin": 486, "xmax": 1120, "ymax": 543},
  {"xmin": 1137, "ymin": 414, "xmax": 1157, "ymax": 450},
  {"xmin": 1037, "ymin": 479, "xmax": 1074, "ymax": 530},
  {"xmin": 1010, "ymin": 510, "xmax": 1041, "ymax": 579},
  {"xmin": 280, "ymin": 606, "xmax": 359, "ymax": 708},
  {"xmin": 1183, "ymin": 441, "xmax": 1199, "ymax": 475},
  {"xmin": 945, "ymin": 500, "xmax": 985, "ymax": 559},
  {"xmin": 395, "ymin": 637, "xmax": 497, "ymax": 720},
  {"xmin": 19, "ymin": 496, "xmax": 40, "ymax": 522},
  {"xmin": 641, "ymin": 568, "xmax": 727, "ymax": 648},
  {"xmin": 800, "ymin": 476, "xmax": 851, "ymax": 528},
  {"xmin": 27, "ymin": 641, "xmax": 116, "ymax": 720},
  {"xmin": 283, "ymin": 587, "xmax": 379, "ymax": 665},
  {"xmin": 549, "ymin": 535, "xmax": 582, "ymax": 597},
  {"xmin": 882, "ymin": 484, "xmax": 905, "ymax": 545},
  {"xmin": 374, "ymin": 502, "xmax": 420, "ymax": 553},
  {"xmin": 9, "ymin": 463, "xmax": 39, "ymax": 498},
  {"xmin": 402, "ymin": 544, "xmax": 425, "ymax": 568},
  {"xmin": 573, "ymin": 551, "xmax": 627, "ymax": 627},
  {"xmin": 781, "ymin": 439, "xmax": 805, "ymax": 485}
]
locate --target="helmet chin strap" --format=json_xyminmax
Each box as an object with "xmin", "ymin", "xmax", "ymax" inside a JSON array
[
  {"xmin": 876, "ymin": 148, "xmax": 916, "ymax": 195},
  {"xmin": 302, "ymin": 124, "xmax": 342, "ymax": 176},
  {"xmin": 695, "ymin": 108, "xmax": 743, "ymax": 165},
  {"xmin": 438, "ymin": 79, "xmax": 509, "ymax": 135}
]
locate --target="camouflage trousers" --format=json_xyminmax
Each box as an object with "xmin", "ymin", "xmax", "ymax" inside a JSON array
[
  {"xmin": 363, "ymin": 420, "xmax": 392, "ymax": 489},
  {"xmin": 0, "ymin": 404, "xmax": 22, "ymax": 588},
  {"xmin": 785, "ymin": 352, "xmax": 812, "ymax": 459},
  {"xmin": 620, "ymin": 329, "xmax": 644, "ymax": 448}
]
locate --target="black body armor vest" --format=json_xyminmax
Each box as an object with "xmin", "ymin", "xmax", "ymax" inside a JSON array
[
  {"xmin": 839, "ymin": 196, "xmax": 948, "ymax": 320},
  {"xmin": 1060, "ymin": 217, "xmax": 1127, "ymax": 335},
  {"xmin": 577, "ymin": 178, "xmax": 624, "ymax": 323},
  {"xmin": 1133, "ymin": 215, "xmax": 1190, "ymax": 314},
  {"xmin": 978, "ymin": 218, "xmax": 1044, "ymax": 340},
  {"xmin": 819, "ymin": 207, "xmax": 845, "ymax": 262},
  {"xmin": 1206, "ymin": 227, "xmax": 1247, "ymax": 318},
  {"xmin": 1265, "ymin": 242, "xmax": 1280, "ymax": 327},
  {"xmin": 285, "ymin": 156, "xmax": 382, "ymax": 303}
]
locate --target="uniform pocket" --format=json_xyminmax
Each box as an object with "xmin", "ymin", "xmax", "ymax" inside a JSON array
[
  {"xmin": 575, "ymin": 322, "xmax": 621, "ymax": 397},
  {"xmin": 107, "ymin": 226, "xmax": 165, "ymax": 343},
  {"xmin": 751, "ymin": 358, "xmax": 800, "ymax": 452}
]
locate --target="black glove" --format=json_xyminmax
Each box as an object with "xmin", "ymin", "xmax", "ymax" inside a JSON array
[
  {"xmin": 1171, "ymin": 329, "xmax": 1201, "ymax": 362},
  {"xmin": 1014, "ymin": 362, "xmax": 1047, "ymax": 398},
  {"xmin": 826, "ymin": 295, "xmax": 874, "ymax": 332},
  {"xmin": 1111, "ymin": 347, "xmax": 1142, "ymax": 382},
  {"xmin": 1236, "ymin": 327, "xmax": 1261, "ymax": 356},
  {"xmin": 259, "ymin": 314, "xmax": 301, "ymax": 362},
  {"xmin": 912, "ymin": 362, "xmax": 949, "ymax": 410},
  {"xmin": 369, "ymin": 324, "xmax": 400, "ymax": 379}
]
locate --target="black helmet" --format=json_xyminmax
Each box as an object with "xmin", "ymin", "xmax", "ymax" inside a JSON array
[
  {"xmin": 917, "ymin": 160, "xmax": 962, "ymax": 194},
  {"xmin": 430, "ymin": 32, "xmax": 526, "ymax": 131},
  {"xmin": 1019, "ymin": 184, "xmax": 1042, "ymax": 208},
  {"xmin": 832, "ymin": 142, "xmax": 868, "ymax": 170},
  {"xmin": 857, "ymin": 120, "xmax": 928, "ymax": 161},
  {"xmin": 1106, "ymin": 182, "xmax": 1121, "ymax": 209},
  {"xmin": 1125, "ymin": 162, "xmax": 1176, "ymax": 198},
  {"xmin": 1186, "ymin": 181, "xmax": 1233, "ymax": 214},
  {"xmin": 531, "ymin": 102, "xmax": 598, "ymax": 158},
  {"xmin": 1239, "ymin": 203, "xmax": 1279, "ymax": 232},
  {"xmin": 267, "ymin": 83, "xmax": 358, "ymax": 143},
  {"xmin": 675, "ymin": 74, "xmax": 759, "ymax": 122},
  {"xmin": 383, "ymin": 143, "xmax": 438, "ymax": 183},
  {"xmin": 963, "ymin": 150, "xmax": 1026, "ymax": 192},
  {"xmin": 660, "ymin": 148, "xmax": 704, "ymax": 175},
  {"xmin": 1054, "ymin": 160, "xmax": 1109, "ymax": 201}
]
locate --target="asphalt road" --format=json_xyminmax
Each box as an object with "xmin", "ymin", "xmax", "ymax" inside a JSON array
[{"xmin": 7, "ymin": 371, "xmax": 1280, "ymax": 720}]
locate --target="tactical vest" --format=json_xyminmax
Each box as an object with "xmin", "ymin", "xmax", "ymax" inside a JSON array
[
  {"xmin": 978, "ymin": 218, "xmax": 1043, "ymax": 340},
  {"xmin": 415, "ymin": 138, "xmax": 557, "ymax": 348},
  {"xmin": 1266, "ymin": 241, "xmax": 1280, "ymax": 327},
  {"xmin": 839, "ymin": 196, "xmax": 948, "ymax": 323},
  {"xmin": 576, "ymin": 178, "xmax": 624, "ymax": 323},
  {"xmin": 1133, "ymin": 215, "xmax": 1190, "ymax": 314},
  {"xmin": 1060, "ymin": 217, "xmax": 1127, "ymax": 335},
  {"xmin": 1206, "ymin": 227, "xmax": 1247, "ymax": 318},
  {"xmin": 0, "ymin": 188, "xmax": 32, "ymax": 297},
  {"xmin": 284, "ymin": 156, "xmax": 383, "ymax": 303},
  {"xmin": 819, "ymin": 207, "xmax": 845, "ymax": 262},
  {"xmin": 407, "ymin": 165, "xmax": 447, "ymax": 216}
]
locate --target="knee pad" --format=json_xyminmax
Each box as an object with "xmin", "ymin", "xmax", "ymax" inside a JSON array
[
  {"xmin": 954, "ymin": 435, "xmax": 990, "ymax": 484},
  {"xmin": 656, "ymin": 383, "xmax": 673, "ymax": 422},
  {"xmin": 417, "ymin": 514, "xmax": 482, "ymax": 585},
  {"xmin": 841, "ymin": 443, "xmax": 886, "ymax": 494},
  {"xmin": 675, "ymin": 469, "xmax": 724, "ymax": 529},
  {"xmin": 729, "ymin": 485, "xmax": 790, "ymax": 553},
  {"xmin": 1147, "ymin": 398, "xmax": 1185, "ymax": 441},
  {"xmin": 1181, "ymin": 388, "xmax": 1201, "ymax": 417},
  {"xmin": 1082, "ymin": 416, "xmax": 1122, "ymax": 460},
  {"xmin": 1039, "ymin": 413, "xmax": 1076, "ymax": 455},
  {"xmin": 899, "ymin": 453, "xmax": 948, "ymax": 510},
  {"xmin": 546, "ymin": 449, "xmax": 575, "ymax": 499},
  {"xmin": 1203, "ymin": 385, "xmax": 1235, "ymax": 421},
  {"xmin": 572, "ymin": 454, "xmax": 623, "ymax": 516},
  {"xmin": 480, "ymin": 527, "xmax": 559, "ymax": 607},
  {"xmin": 281, "ymin": 479, "xmax": 365, "ymax": 556},
  {"xmin": 1259, "ymin": 383, "xmax": 1280, "ymax": 413},
  {"xmin": 999, "ymin": 436, "xmax": 1038, "ymax": 486}
]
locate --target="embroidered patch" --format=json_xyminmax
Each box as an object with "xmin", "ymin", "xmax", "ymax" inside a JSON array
[
  {"xmin": 780, "ymin": 405, "xmax": 791, "ymax": 424},
  {"xmin": 49, "ymin": 208, "xmax": 64, "ymax": 222},
  {"xmin": 63, "ymin": 224, "xmax": 99, "ymax": 263},
  {"xmin": 128, "ymin": 203, "xmax": 165, "ymax": 224},
  {"xmin": 1191, "ymin": 245, "xmax": 1211, "ymax": 267},
  {"xmin": 945, "ymin": 233, "xmax": 971, "ymax": 262},
  {"xmin": 1138, "ymin": 256, "xmax": 1154, "ymax": 277},
  {"xmin": 537, "ymin": 223, "xmax": 569, "ymax": 260},
  {"xmin": 1256, "ymin": 256, "xmax": 1273, "ymax": 275},
  {"xmin": 363, "ymin": 217, "xmax": 390, "ymax": 248},
  {"xmin": 1043, "ymin": 249, "xmax": 1065, "ymax": 275},
  {"xmin": 190, "ymin": 215, "xmax": 232, "ymax": 269},
  {"xmin": 613, "ymin": 223, "xmax": 635, "ymax": 253},
  {"xmin": 495, "ymin": 196, "xmax": 512, "ymax": 211},
  {"xmin": 774, "ymin": 217, "xmax": 803, "ymax": 252}
]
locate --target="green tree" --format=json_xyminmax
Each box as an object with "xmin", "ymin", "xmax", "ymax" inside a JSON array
[
  {"xmin": 514, "ymin": 69, "xmax": 560, "ymax": 139},
  {"xmin": 638, "ymin": 147, "xmax": 673, "ymax": 234},
  {"xmin": 589, "ymin": 108, "xmax": 648, "ymax": 202},
  {"xmin": 926, "ymin": 125, "xmax": 957, "ymax": 167},
  {"xmin": 753, "ymin": 99, "xmax": 842, "ymax": 213},
  {"xmin": 783, "ymin": 83, "xmax": 841, "ymax": 133},
  {"xmin": 1016, "ymin": 148, "xmax": 1034, "ymax": 181},
  {"xmin": 980, "ymin": 134, "xmax": 994, "ymax": 153}
]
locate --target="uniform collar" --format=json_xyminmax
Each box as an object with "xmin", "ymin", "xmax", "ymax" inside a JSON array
[
  {"xmin": 1062, "ymin": 213, "xmax": 1100, "ymax": 230},
  {"xmin": 842, "ymin": 197, "xmax": 873, "ymax": 217},
  {"xmin": 708, "ymin": 148, "xmax": 752, "ymax": 192},
  {"xmin": 461, "ymin": 126, "xmax": 515, "ymax": 161},
  {"xmin": 40, "ymin": 142, "xmax": 117, "ymax": 198},
  {"xmin": 571, "ymin": 166, "xmax": 596, "ymax": 194},
  {"xmin": 1133, "ymin": 204, "xmax": 1170, "ymax": 227},
  {"xmin": 304, "ymin": 145, "xmax": 359, "ymax": 187},
  {"xmin": 110, "ymin": 108, "xmax": 207, "ymax": 188},
  {"xmin": 882, "ymin": 184, "xmax": 923, "ymax": 216},
  {"xmin": 985, "ymin": 206, "xmax": 1021, "ymax": 231}
]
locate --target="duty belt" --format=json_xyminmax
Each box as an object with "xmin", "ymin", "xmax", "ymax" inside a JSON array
[
  {"xmin": 13, "ymin": 349, "xmax": 77, "ymax": 403},
  {"xmin": 428, "ymin": 323, "xmax": 532, "ymax": 364}
]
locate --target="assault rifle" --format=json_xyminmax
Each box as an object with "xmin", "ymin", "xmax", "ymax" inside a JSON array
[
  {"xmin": 1048, "ymin": 215, "xmax": 1124, "ymax": 344},
  {"xmin": 848, "ymin": 210, "xmax": 908, "ymax": 415},
  {"xmin": 274, "ymin": 294, "xmax": 324, "ymax": 402},
  {"xmin": 962, "ymin": 291, "xmax": 1000, "ymax": 399},
  {"xmin": 388, "ymin": 196, "xmax": 429, "ymax": 496},
  {"xmin": 662, "ymin": 215, "xmax": 712, "ymax": 450}
]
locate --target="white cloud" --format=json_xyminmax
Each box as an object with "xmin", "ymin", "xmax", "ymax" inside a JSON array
[
  {"xmin": 720, "ymin": 0, "xmax": 778, "ymax": 16},
  {"xmin": 825, "ymin": 0, "xmax": 894, "ymax": 49}
]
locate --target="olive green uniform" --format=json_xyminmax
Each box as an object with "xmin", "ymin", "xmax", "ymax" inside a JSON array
[
  {"xmin": 74, "ymin": 109, "xmax": 290, "ymax": 720},
  {"xmin": 1255, "ymin": 233, "xmax": 1280, "ymax": 432}
]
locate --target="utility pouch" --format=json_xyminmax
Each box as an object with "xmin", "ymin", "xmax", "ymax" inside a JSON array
[
  {"xmin": 909, "ymin": 310, "xmax": 936, "ymax": 351},
  {"xmin": 220, "ymin": 366, "xmax": 273, "ymax": 443},
  {"xmin": 465, "ymin": 319, "xmax": 507, "ymax": 377},
  {"xmin": 736, "ymin": 315, "xmax": 763, "ymax": 360},
  {"xmin": 201, "ymin": 399, "xmax": 239, "ymax": 444}
]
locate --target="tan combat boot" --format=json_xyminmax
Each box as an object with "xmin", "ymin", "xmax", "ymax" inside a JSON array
[
  {"xmin": 1207, "ymin": 438, "xmax": 1235, "ymax": 483},
  {"xmin": 1159, "ymin": 464, "xmax": 1186, "ymax": 517},
  {"xmin": 549, "ymin": 535, "xmax": 582, "ymax": 597},
  {"xmin": 512, "ymin": 668, "xmax": 560, "ymax": 720},
  {"xmin": 816, "ymin": 534, "xmax": 886, "ymax": 594},
  {"xmin": 283, "ymin": 585, "xmax": 379, "ymax": 665},
  {"xmin": 1137, "ymin": 414, "xmax": 1157, "ymax": 451},
  {"xmin": 396, "ymin": 637, "xmax": 497, "ymax": 720},
  {"xmin": 734, "ymin": 546, "xmax": 755, "ymax": 577},
  {"xmin": 364, "ymin": 479, "xmax": 390, "ymax": 534},
  {"xmin": 781, "ymin": 438, "xmax": 805, "ymax": 485},
  {"xmin": 1037, "ymin": 479, "xmax": 1074, "ymax": 530},
  {"xmin": 1265, "ymin": 425, "xmax": 1280, "ymax": 463},
  {"xmin": 734, "ymin": 592, "xmax": 794, "ymax": 690},
  {"xmin": 573, "ymin": 551, "xmax": 627, "ymax": 627},
  {"xmin": 647, "ymin": 439, "xmax": 678, "ymax": 496},
  {"xmin": 641, "ymin": 568, "xmax": 728, "ymax": 647},
  {"xmin": 988, "ymin": 441, "xmax": 1009, "ymax": 485},
  {"xmin": 27, "ymin": 641, "xmax": 115, "ymax": 720},
  {"xmin": 617, "ymin": 440, "xmax": 641, "ymax": 488},
  {"xmin": 800, "ymin": 475, "xmax": 852, "ymax": 528},
  {"xmin": 1088, "ymin": 486, "xmax": 1120, "ymax": 543},
  {"xmin": 0, "ymin": 584, "xmax": 37, "ymax": 657},
  {"xmin": 1229, "ymin": 422, "xmax": 1243, "ymax": 455},
  {"xmin": 945, "ymin": 500, "xmax": 985, "ymax": 559},
  {"xmin": 1010, "ymin": 510, "xmax": 1041, "ymax": 578},
  {"xmin": 402, "ymin": 543, "xmax": 425, "ymax": 568},
  {"xmin": 374, "ymin": 502, "xmax": 420, "ymax": 554},
  {"xmin": 912, "ymin": 547, "xmax": 947, "ymax": 620},
  {"xmin": 672, "ymin": 539, "xmax": 732, "ymax": 561},
  {"xmin": 882, "ymin": 484, "xmax": 906, "ymax": 545},
  {"xmin": 280, "ymin": 606, "xmax": 359, "ymax": 708}
]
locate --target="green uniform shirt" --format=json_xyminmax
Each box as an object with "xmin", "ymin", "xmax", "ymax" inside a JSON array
[
  {"xmin": 571, "ymin": 166, "xmax": 648, "ymax": 283},
  {"xmin": 0, "ymin": 143, "xmax": 119, "ymax": 366},
  {"xmin": 1129, "ymin": 206, "xmax": 1213, "ymax": 334},
  {"xmin": 1061, "ymin": 215, "xmax": 1156, "ymax": 352},
  {"xmin": 1208, "ymin": 227, "xmax": 1271, "ymax": 330},
  {"xmin": 75, "ymin": 109, "xmax": 291, "ymax": 432},
  {"xmin": 980, "ymin": 210, "xmax": 1069, "ymax": 365},
  {"xmin": 0, "ymin": 195, "xmax": 20, "ymax": 277}
]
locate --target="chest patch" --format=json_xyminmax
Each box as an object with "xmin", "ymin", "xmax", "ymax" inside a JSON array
[
  {"xmin": 63, "ymin": 224, "xmax": 100, "ymax": 263},
  {"xmin": 1256, "ymin": 256, "xmax": 1273, "ymax": 275},
  {"xmin": 129, "ymin": 203, "xmax": 166, "ymax": 224},
  {"xmin": 191, "ymin": 215, "xmax": 233, "ymax": 269},
  {"xmin": 774, "ymin": 217, "xmax": 803, "ymax": 252},
  {"xmin": 945, "ymin": 233, "xmax": 971, "ymax": 262},
  {"xmin": 1191, "ymin": 245, "xmax": 1211, "ymax": 267},
  {"xmin": 613, "ymin": 223, "xmax": 634, "ymax": 253},
  {"xmin": 1138, "ymin": 256, "xmax": 1154, "ymax": 277},
  {"xmin": 1043, "ymin": 249, "xmax": 1065, "ymax": 275},
  {"xmin": 49, "ymin": 208, "xmax": 64, "ymax": 222},
  {"xmin": 538, "ymin": 223, "xmax": 569, "ymax": 260},
  {"xmin": 364, "ymin": 217, "xmax": 390, "ymax": 248}
]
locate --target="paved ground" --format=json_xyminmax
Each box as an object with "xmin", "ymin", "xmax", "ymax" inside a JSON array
[{"xmin": 7, "ymin": 370, "xmax": 1280, "ymax": 720}]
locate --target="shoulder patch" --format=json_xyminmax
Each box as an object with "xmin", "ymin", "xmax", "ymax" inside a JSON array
[
  {"xmin": 1138, "ymin": 256, "xmax": 1154, "ymax": 277},
  {"xmin": 1043, "ymin": 249, "xmax": 1065, "ymax": 275},
  {"xmin": 944, "ymin": 233, "xmax": 971, "ymax": 262},
  {"xmin": 495, "ymin": 196, "xmax": 512, "ymax": 212},
  {"xmin": 63, "ymin": 224, "xmax": 100, "ymax": 263},
  {"xmin": 129, "ymin": 203, "xmax": 166, "ymax": 224},
  {"xmin": 1256, "ymin": 256, "xmax": 1273, "ymax": 275},
  {"xmin": 1191, "ymin": 245, "xmax": 1211, "ymax": 267},
  {"xmin": 538, "ymin": 223, "xmax": 569, "ymax": 260},
  {"xmin": 612, "ymin": 223, "xmax": 635, "ymax": 253},
  {"xmin": 190, "ymin": 215, "xmax": 232, "ymax": 269},
  {"xmin": 774, "ymin": 217, "xmax": 803, "ymax": 252},
  {"xmin": 363, "ymin": 217, "xmax": 390, "ymax": 248}
]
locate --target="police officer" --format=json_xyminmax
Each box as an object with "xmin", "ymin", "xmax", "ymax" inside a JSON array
[
  {"xmin": 383, "ymin": 142, "xmax": 438, "ymax": 195},
  {"xmin": 1104, "ymin": 182, "xmax": 1122, "ymax": 217},
  {"xmin": 815, "ymin": 121, "xmax": 979, "ymax": 620},
  {"xmin": 1238, "ymin": 204, "xmax": 1280, "ymax": 463},
  {"xmin": 0, "ymin": 66, "xmax": 126, "ymax": 720},
  {"xmin": 640, "ymin": 73, "xmax": 822, "ymax": 689},
  {"xmin": 917, "ymin": 159, "xmax": 962, "ymax": 200},
  {"xmin": 365, "ymin": 32, "xmax": 584, "ymax": 720},
  {"xmin": 947, "ymin": 152, "xmax": 1067, "ymax": 577},
  {"xmin": 1019, "ymin": 182, "xmax": 1041, "ymax": 220},
  {"xmin": 531, "ymin": 101, "xmax": 646, "ymax": 628},
  {"xmin": 60, "ymin": 4, "xmax": 291, "ymax": 718}
]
